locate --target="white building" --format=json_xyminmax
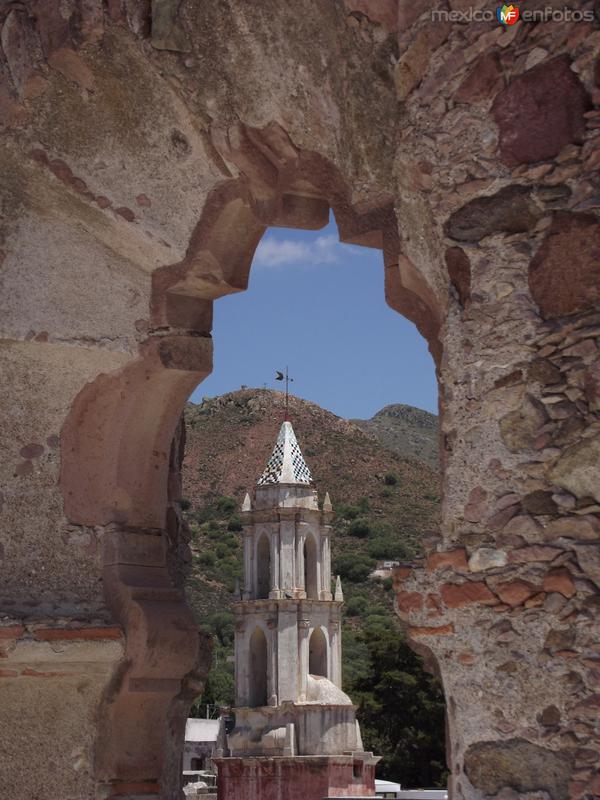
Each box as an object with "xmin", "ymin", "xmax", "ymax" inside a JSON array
[
  {"xmin": 221, "ymin": 419, "xmax": 378, "ymax": 786},
  {"xmin": 182, "ymin": 717, "xmax": 220, "ymax": 772}
]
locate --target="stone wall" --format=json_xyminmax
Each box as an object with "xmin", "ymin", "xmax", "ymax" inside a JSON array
[
  {"xmin": 0, "ymin": 0, "xmax": 599, "ymax": 798},
  {"xmin": 391, "ymin": 2, "xmax": 600, "ymax": 798}
]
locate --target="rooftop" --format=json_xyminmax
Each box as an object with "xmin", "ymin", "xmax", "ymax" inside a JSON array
[{"xmin": 257, "ymin": 420, "xmax": 313, "ymax": 486}]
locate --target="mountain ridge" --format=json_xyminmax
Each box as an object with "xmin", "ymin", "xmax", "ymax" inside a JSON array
[{"xmin": 351, "ymin": 402, "xmax": 439, "ymax": 468}]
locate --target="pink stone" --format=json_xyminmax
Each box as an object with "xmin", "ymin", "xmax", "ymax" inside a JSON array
[
  {"xmin": 115, "ymin": 206, "xmax": 135, "ymax": 222},
  {"xmin": 495, "ymin": 579, "xmax": 537, "ymax": 607},
  {"xmin": 426, "ymin": 549, "xmax": 468, "ymax": 572},
  {"xmin": 48, "ymin": 48, "xmax": 95, "ymax": 92},
  {"xmin": 542, "ymin": 568, "xmax": 576, "ymax": 598},
  {"xmin": 396, "ymin": 590, "xmax": 423, "ymax": 615},
  {"xmin": 508, "ymin": 545, "xmax": 563, "ymax": 564},
  {"xmin": 492, "ymin": 55, "xmax": 590, "ymax": 166},
  {"xmin": 440, "ymin": 581, "xmax": 497, "ymax": 608},
  {"xmin": 19, "ymin": 443, "xmax": 44, "ymax": 459}
]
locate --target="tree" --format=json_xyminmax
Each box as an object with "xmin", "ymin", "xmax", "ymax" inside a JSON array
[{"xmin": 346, "ymin": 624, "xmax": 448, "ymax": 787}]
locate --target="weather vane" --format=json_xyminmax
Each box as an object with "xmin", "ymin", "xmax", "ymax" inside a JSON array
[{"xmin": 275, "ymin": 367, "xmax": 294, "ymax": 420}]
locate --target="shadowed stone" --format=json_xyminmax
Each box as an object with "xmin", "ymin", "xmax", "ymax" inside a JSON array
[
  {"xmin": 499, "ymin": 395, "xmax": 548, "ymax": 452},
  {"xmin": 464, "ymin": 738, "xmax": 573, "ymax": 798},
  {"xmin": 151, "ymin": 0, "xmax": 191, "ymax": 51},
  {"xmin": 454, "ymin": 52, "xmax": 503, "ymax": 104},
  {"xmin": 492, "ymin": 55, "xmax": 590, "ymax": 165},
  {"xmin": 445, "ymin": 246, "xmax": 471, "ymax": 306},
  {"xmin": 549, "ymin": 436, "xmax": 600, "ymax": 504},
  {"xmin": 444, "ymin": 186, "xmax": 539, "ymax": 243},
  {"xmin": 529, "ymin": 212, "xmax": 600, "ymax": 320}
]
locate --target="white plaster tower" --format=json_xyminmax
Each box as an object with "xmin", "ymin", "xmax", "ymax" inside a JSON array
[{"xmin": 215, "ymin": 419, "xmax": 379, "ymax": 800}]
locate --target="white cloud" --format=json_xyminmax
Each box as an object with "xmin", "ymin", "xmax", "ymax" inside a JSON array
[{"xmin": 253, "ymin": 234, "xmax": 352, "ymax": 269}]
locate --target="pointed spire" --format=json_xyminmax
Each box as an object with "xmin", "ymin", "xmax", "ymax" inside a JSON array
[
  {"xmin": 334, "ymin": 575, "xmax": 344, "ymax": 602},
  {"xmin": 323, "ymin": 492, "xmax": 332, "ymax": 512},
  {"xmin": 257, "ymin": 420, "xmax": 312, "ymax": 486},
  {"xmin": 242, "ymin": 493, "xmax": 252, "ymax": 512}
]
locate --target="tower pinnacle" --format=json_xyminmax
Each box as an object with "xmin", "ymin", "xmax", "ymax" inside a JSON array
[{"xmin": 257, "ymin": 420, "xmax": 312, "ymax": 485}]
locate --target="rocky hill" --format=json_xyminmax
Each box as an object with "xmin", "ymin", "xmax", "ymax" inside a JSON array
[
  {"xmin": 181, "ymin": 389, "xmax": 446, "ymax": 785},
  {"xmin": 182, "ymin": 389, "xmax": 440, "ymax": 617},
  {"xmin": 352, "ymin": 403, "xmax": 439, "ymax": 468}
]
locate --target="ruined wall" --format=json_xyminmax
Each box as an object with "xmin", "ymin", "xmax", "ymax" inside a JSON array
[
  {"xmin": 1, "ymin": 0, "xmax": 600, "ymax": 798},
  {"xmin": 0, "ymin": 2, "xmax": 400, "ymax": 798},
  {"xmin": 391, "ymin": 3, "xmax": 600, "ymax": 798}
]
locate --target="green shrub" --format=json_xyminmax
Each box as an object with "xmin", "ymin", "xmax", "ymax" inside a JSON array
[
  {"xmin": 336, "ymin": 504, "xmax": 359, "ymax": 520},
  {"xmin": 198, "ymin": 550, "xmax": 216, "ymax": 567},
  {"xmin": 348, "ymin": 519, "xmax": 371, "ymax": 538},
  {"xmin": 205, "ymin": 611, "xmax": 235, "ymax": 647},
  {"xmin": 215, "ymin": 542, "xmax": 229, "ymax": 559},
  {"xmin": 358, "ymin": 497, "xmax": 371, "ymax": 513},
  {"xmin": 180, "ymin": 497, "xmax": 192, "ymax": 511},
  {"xmin": 227, "ymin": 515, "xmax": 243, "ymax": 532},
  {"xmin": 334, "ymin": 554, "xmax": 375, "ymax": 583},
  {"xmin": 345, "ymin": 594, "xmax": 368, "ymax": 616},
  {"xmin": 384, "ymin": 473, "xmax": 398, "ymax": 486},
  {"xmin": 216, "ymin": 495, "xmax": 237, "ymax": 515},
  {"xmin": 367, "ymin": 537, "xmax": 398, "ymax": 560},
  {"xmin": 222, "ymin": 534, "xmax": 238, "ymax": 549}
]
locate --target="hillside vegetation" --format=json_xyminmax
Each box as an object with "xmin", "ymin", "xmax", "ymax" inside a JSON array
[
  {"xmin": 352, "ymin": 403, "xmax": 439, "ymax": 469},
  {"xmin": 182, "ymin": 389, "xmax": 446, "ymax": 786}
]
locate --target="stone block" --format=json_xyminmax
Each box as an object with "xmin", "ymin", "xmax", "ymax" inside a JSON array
[
  {"xmin": 529, "ymin": 212, "xmax": 600, "ymax": 319},
  {"xmin": 440, "ymin": 581, "xmax": 497, "ymax": 608},
  {"xmin": 492, "ymin": 55, "xmax": 590, "ymax": 165},
  {"xmin": 464, "ymin": 738, "xmax": 573, "ymax": 797},
  {"xmin": 444, "ymin": 185, "xmax": 540, "ymax": 243}
]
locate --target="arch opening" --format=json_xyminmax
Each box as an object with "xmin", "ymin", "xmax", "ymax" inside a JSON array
[
  {"xmin": 256, "ymin": 534, "xmax": 271, "ymax": 600},
  {"xmin": 185, "ymin": 199, "xmax": 447, "ymax": 789},
  {"xmin": 304, "ymin": 534, "xmax": 319, "ymax": 600},
  {"xmin": 309, "ymin": 627, "xmax": 328, "ymax": 679},
  {"xmin": 249, "ymin": 627, "xmax": 268, "ymax": 708},
  {"xmin": 56, "ymin": 127, "xmax": 446, "ymax": 793}
]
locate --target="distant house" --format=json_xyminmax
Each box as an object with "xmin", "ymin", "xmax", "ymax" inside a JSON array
[
  {"xmin": 374, "ymin": 782, "xmax": 447, "ymax": 800},
  {"xmin": 182, "ymin": 718, "xmax": 220, "ymax": 772},
  {"xmin": 370, "ymin": 560, "xmax": 401, "ymax": 580}
]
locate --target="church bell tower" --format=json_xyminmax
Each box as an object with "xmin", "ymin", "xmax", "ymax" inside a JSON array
[{"xmin": 213, "ymin": 419, "xmax": 379, "ymax": 800}]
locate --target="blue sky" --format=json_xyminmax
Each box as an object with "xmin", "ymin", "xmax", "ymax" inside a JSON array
[{"xmin": 189, "ymin": 216, "xmax": 437, "ymax": 420}]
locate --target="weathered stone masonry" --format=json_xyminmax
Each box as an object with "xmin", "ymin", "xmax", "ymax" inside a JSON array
[{"xmin": 1, "ymin": 1, "xmax": 600, "ymax": 798}]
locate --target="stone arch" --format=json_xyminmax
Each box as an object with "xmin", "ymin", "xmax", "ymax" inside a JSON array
[
  {"xmin": 249, "ymin": 627, "xmax": 269, "ymax": 708},
  {"xmin": 304, "ymin": 533, "xmax": 319, "ymax": 600},
  {"xmin": 8, "ymin": 2, "xmax": 599, "ymax": 797},
  {"xmin": 256, "ymin": 534, "xmax": 271, "ymax": 600},
  {"xmin": 309, "ymin": 627, "xmax": 328, "ymax": 678}
]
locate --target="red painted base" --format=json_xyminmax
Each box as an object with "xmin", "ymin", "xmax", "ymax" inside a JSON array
[{"xmin": 214, "ymin": 756, "xmax": 377, "ymax": 800}]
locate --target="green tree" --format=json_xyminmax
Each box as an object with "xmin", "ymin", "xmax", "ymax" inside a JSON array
[{"xmin": 347, "ymin": 624, "xmax": 447, "ymax": 787}]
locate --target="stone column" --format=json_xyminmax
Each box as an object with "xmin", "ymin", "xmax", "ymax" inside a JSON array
[
  {"xmin": 296, "ymin": 522, "xmax": 307, "ymax": 598},
  {"xmin": 243, "ymin": 529, "xmax": 253, "ymax": 600},
  {"xmin": 329, "ymin": 618, "xmax": 342, "ymax": 688},
  {"xmin": 270, "ymin": 529, "xmax": 280, "ymax": 600},
  {"xmin": 234, "ymin": 620, "xmax": 247, "ymax": 707},
  {"xmin": 267, "ymin": 618, "xmax": 278, "ymax": 706},
  {"xmin": 278, "ymin": 510, "xmax": 296, "ymax": 595},
  {"xmin": 298, "ymin": 619, "xmax": 311, "ymax": 701},
  {"xmin": 321, "ymin": 531, "xmax": 332, "ymax": 600},
  {"xmin": 277, "ymin": 603, "xmax": 299, "ymax": 703}
]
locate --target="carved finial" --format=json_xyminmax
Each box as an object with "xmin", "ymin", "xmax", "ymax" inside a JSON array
[
  {"xmin": 242, "ymin": 492, "xmax": 252, "ymax": 512},
  {"xmin": 323, "ymin": 492, "xmax": 333, "ymax": 512},
  {"xmin": 334, "ymin": 575, "xmax": 344, "ymax": 602}
]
